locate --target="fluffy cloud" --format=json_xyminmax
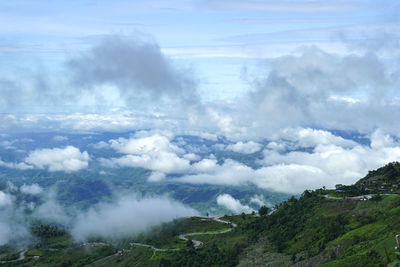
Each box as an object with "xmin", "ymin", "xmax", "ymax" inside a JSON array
[
  {"xmin": 0, "ymin": 146, "xmax": 90, "ymax": 172},
  {"xmin": 177, "ymin": 159, "xmax": 252, "ymax": 186},
  {"xmin": 71, "ymin": 195, "xmax": 198, "ymax": 240},
  {"xmin": 101, "ymin": 151, "xmax": 190, "ymax": 174},
  {"xmin": 1, "ymin": 186, "xmax": 198, "ymax": 245},
  {"xmin": 109, "ymin": 134, "xmax": 183, "ymax": 155},
  {"xmin": 172, "ymin": 128, "xmax": 400, "ymax": 194},
  {"xmin": 0, "ymin": 220, "xmax": 29, "ymax": 246},
  {"xmin": 0, "ymin": 191, "xmax": 13, "ymax": 207},
  {"xmin": 20, "ymin": 184, "xmax": 43, "ymax": 195},
  {"xmin": 147, "ymin": 172, "xmax": 166, "ymax": 182},
  {"xmin": 66, "ymin": 34, "xmax": 199, "ymax": 109},
  {"xmin": 250, "ymin": 194, "xmax": 270, "ymax": 207},
  {"xmin": 243, "ymin": 46, "xmax": 400, "ymax": 136},
  {"xmin": 100, "ymin": 134, "xmax": 191, "ymax": 174},
  {"xmin": 24, "ymin": 146, "xmax": 89, "ymax": 172},
  {"xmin": 226, "ymin": 141, "xmax": 263, "ymax": 154},
  {"xmin": 216, "ymin": 194, "xmax": 253, "ymax": 214},
  {"xmin": 33, "ymin": 191, "xmax": 71, "ymax": 224},
  {"xmin": 0, "ymin": 159, "xmax": 33, "ymax": 170},
  {"xmin": 278, "ymin": 128, "xmax": 357, "ymax": 148},
  {"xmin": 176, "ymin": 159, "xmax": 331, "ymax": 194},
  {"xmin": 0, "ymin": 191, "xmax": 30, "ymax": 246}
]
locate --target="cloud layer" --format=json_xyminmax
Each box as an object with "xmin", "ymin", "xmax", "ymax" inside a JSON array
[
  {"xmin": 25, "ymin": 146, "xmax": 89, "ymax": 172},
  {"xmin": 66, "ymin": 34, "xmax": 200, "ymax": 109},
  {"xmin": 0, "ymin": 146, "xmax": 89, "ymax": 172},
  {"xmin": 99, "ymin": 133, "xmax": 191, "ymax": 174},
  {"xmin": 216, "ymin": 194, "xmax": 253, "ymax": 214},
  {"xmin": 71, "ymin": 194, "xmax": 198, "ymax": 240},
  {"xmin": 0, "ymin": 184, "xmax": 198, "ymax": 245}
]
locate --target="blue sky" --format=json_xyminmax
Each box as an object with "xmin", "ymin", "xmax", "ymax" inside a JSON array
[
  {"xmin": 0, "ymin": 0, "xmax": 399, "ymax": 137},
  {"xmin": 1, "ymin": 0, "xmax": 399, "ymax": 100},
  {"xmin": 2, "ymin": 0, "xmax": 400, "ymax": 211}
]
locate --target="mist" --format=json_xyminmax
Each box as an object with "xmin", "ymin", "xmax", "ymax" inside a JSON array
[
  {"xmin": 0, "ymin": 184, "xmax": 199, "ymax": 246},
  {"xmin": 70, "ymin": 194, "xmax": 199, "ymax": 241}
]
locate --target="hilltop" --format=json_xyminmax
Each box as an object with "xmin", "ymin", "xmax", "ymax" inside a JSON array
[
  {"xmin": 1, "ymin": 163, "xmax": 400, "ymax": 266},
  {"xmin": 356, "ymin": 162, "xmax": 400, "ymax": 192}
]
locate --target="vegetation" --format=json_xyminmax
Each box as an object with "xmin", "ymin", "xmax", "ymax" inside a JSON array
[
  {"xmin": 258, "ymin": 205, "xmax": 270, "ymax": 216},
  {"xmin": 2, "ymin": 162, "xmax": 400, "ymax": 266}
]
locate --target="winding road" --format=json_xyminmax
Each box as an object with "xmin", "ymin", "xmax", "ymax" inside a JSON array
[
  {"xmin": 0, "ymin": 249, "xmax": 27, "ymax": 264},
  {"xmin": 323, "ymin": 193, "xmax": 397, "ymax": 200},
  {"xmin": 130, "ymin": 216, "xmax": 237, "ymax": 251},
  {"xmin": 1, "ymin": 217, "xmax": 236, "ymax": 264}
]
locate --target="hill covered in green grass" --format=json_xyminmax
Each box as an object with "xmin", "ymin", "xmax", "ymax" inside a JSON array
[{"xmin": 2, "ymin": 163, "xmax": 400, "ymax": 266}]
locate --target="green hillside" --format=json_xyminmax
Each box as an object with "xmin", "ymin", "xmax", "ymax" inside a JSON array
[{"xmin": 2, "ymin": 163, "xmax": 400, "ymax": 266}]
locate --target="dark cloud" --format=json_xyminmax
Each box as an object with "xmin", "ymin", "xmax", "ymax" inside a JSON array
[
  {"xmin": 66, "ymin": 34, "xmax": 200, "ymax": 108},
  {"xmin": 0, "ymin": 33, "xmax": 201, "ymax": 118},
  {"xmin": 239, "ymin": 46, "xmax": 400, "ymax": 135}
]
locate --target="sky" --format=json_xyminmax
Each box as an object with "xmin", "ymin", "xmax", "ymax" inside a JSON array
[
  {"xmin": 1, "ymin": 1, "xmax": 400, "ymax": 196},
  {"xmin": 1, "ymin": 0, "xmax": 399, "ymax": 107}
]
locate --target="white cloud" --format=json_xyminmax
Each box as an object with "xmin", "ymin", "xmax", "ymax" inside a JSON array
[
  {"xmin": 171, "ymin": 128, "xmax": 400, "ymax": 194},
  {"xmin": 148, "ymin": 172, "xmax": 166, "ymax": 182},
  {"xmin": 71, "ymin": 195, "xmax": 198, "ymax": 240},
  {"xmin": 191, "ymin": 158, "xmax": 219, "ymax": 173},
  {"xmin": 260, "ymin": 129, "xmax": 400, "ymax": 191},
  {"xmin": 0, "ymin": 221, "xmax": 12, "ymax": 246},
  {"xmin": 101, "ymin": 134, "xmax": 190, "ymax": 174},
  {"xmin": 0, "ymin": 220, "xmax": 30, "ymax": 246},
  {"xmin": 266, "ymin": 141, "xmax": 287, "ymax": 152},
  {"xmin": 0, "ymin": 159, "xmax": 33, "ymax": 170},
  {"xmin": 176, "ymin": 159, "xmax": 332, "ymax": 194},
  {"xmin": 252, "ymin": 164, "xmax": 331, "ymax": 194},
  {"xmin": 20, "ymin": 184, "xmax": 43, "ymax": 195},
  {"xmin": 53, "ymin": 135, "xmax": 68, "ymax": 142},
  {"xmin": 109, "ymin": 134, "xmax": 183, "ymax": 155},
  {"xmin": 183, "ymin": 131, "xmax": 218, "ymax": 141},
  {"xmin": 178, "ymin": 159, "xmax": 251, "ymax": 186},
  {"xmin": 25, "ymin": 146, "xmax": 89, "ymax": 172},
  {"xmin": 0, "ymin": 140, "xmax": 16, "ymax": 150},
  {"xmin": 0, "ymin": 191, "xmax": 13, "ymax": 207},
  {"xmin": 250, "ymin": 194, "xmax": 269, "ymax": 207},
  {"xmin": 0, "ymin": 187, "xmax": 199, "ymax": 245},
  {"xmin": 370, "ymin": 129, "xmax": 394, "ymax": 149},
  {"xmin": 33, "ymin": 191, "xmax": 70, "ymax": 224},
  {"xmin": 90, "ymin": 141, "xmax": 109, "ymax": 149},
  {"xmin": 101, "ymin": 152, "xmax": 190, "ymax": 174},
  {"xmin": 183, "ymin": 153, "xmax": 200, "ymax": 161},
  {"xmin": 0, "ymin": 191, "xmax": 30, "ymax": 246},
  {"xmin": 216, "ymin": 194, "xmax": 253, "ymax": 214},
  {"xmin": 279, "ymin": 128, "xmax": 357, "ymax": 148},
  {"xmin": 226, "ymin": 141, "xmax": 263, "ymax": 154}
]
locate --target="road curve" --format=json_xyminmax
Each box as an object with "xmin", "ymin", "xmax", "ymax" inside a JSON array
[
  {"xmin": 323, "ymin": 194, "xmax": 398, "ymax": 200},
  {"xmin": 130, "ymin": 216, "xmax": 237, "ymax": 251},
  {"xmin": 0, "ymin": 249, "xmax": 27, "ymax": 264}
]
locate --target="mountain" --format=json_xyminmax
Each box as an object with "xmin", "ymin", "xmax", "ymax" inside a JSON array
[
  {"xmin": 1, "ymin": 162, "xmax": 400, "ymax": 266},
  {"xmin": 0, "ymin": 132, "xmax": 290, "ymax": 215}
]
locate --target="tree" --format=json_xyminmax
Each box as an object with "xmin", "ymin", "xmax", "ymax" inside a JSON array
[
  {"xmin": 186, "ymin": 239, "xmax": 195, "ymax": 250},
  {"xmin": 258, "ymin": 205, "xmax": 270, "ymax": 216},
  {"xmin": 291, "ymin": 254, "xmax": 296, "ymax": 263}
]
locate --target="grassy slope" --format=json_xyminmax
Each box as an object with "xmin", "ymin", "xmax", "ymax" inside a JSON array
[
  {"xmin": 3, "ymin": 163, "xmax": 400, "ymax": 266},
  {"xmin": 240, "ymin": 193, "xmax": 400, "ymax": 266},
  {"xmin": 3, "ymin": 195, "xmax": 399, "ymax": 266}
]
